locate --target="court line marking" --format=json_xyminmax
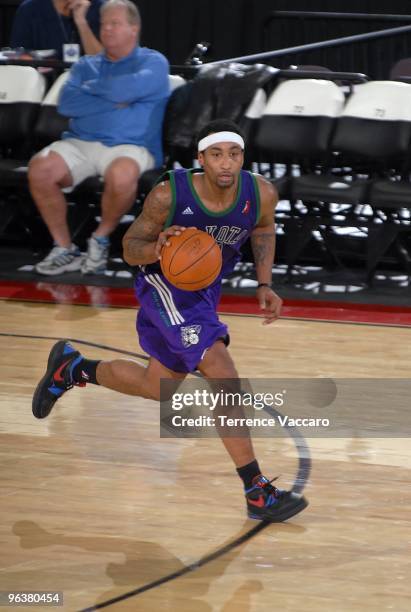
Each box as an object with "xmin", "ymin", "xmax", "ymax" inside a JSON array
[
  {"xmin": 1, "ymin": 294, "xmax": 409, "ymax": 327},
  {"xmin": 79, "ymin": 521, "xmax": 271, "ymax": 611},
  {"xmin": 0, "ymin": 332, "xmax": 311, "ymax": 611},
  {"xmin": 220, "ymin": 312, "xmax": 411, "ymax": 329}
]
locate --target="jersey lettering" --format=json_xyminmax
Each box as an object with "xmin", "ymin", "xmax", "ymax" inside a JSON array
[{"xmin": 205, "ymin": 225, "xmax": 248, "ymax": 246}]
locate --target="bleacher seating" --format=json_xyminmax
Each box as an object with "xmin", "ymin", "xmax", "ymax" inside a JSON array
[
  {"xmin": 254, "ymin": 78, "xmax": 347, "ymax": 270},
  {"xmin": 290, "ymin": 81, "xmax": 411, "ymax": 278},
  {"xmin": 0, "ymin": 65, "xmax": 411, "ymax": 280},
  {"xmin": 0, "ymin": 65, "xmax": 46, "ymax": 155},
  {"xmin": 0, "ymin": 66, "xmax": 46, "ymax": 241}
]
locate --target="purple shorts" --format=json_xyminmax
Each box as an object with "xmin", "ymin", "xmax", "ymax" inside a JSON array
[{"xmin": 134, "ymin": 271, "xmax": 229, "ymax": 373}]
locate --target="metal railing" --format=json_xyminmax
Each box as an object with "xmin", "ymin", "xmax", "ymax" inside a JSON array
[
  {"xmin": 266, "ymin": 10, "xmax": 411, "ymax": 24},
  {"xmin": 246, "ymin": 10, "xmax": 411, "ymax": 79},
  {"xmin": 262, "ymin": 11, "xmax": 411, "ymax": 52},
  {"xmin": 206, "ymin": 23, "xmax": 411, "ymax": 67}
]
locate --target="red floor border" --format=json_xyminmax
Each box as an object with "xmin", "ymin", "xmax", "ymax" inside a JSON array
[{"xmin": 1, "ymin": 280, "xmax": 410, "ymax": 326}]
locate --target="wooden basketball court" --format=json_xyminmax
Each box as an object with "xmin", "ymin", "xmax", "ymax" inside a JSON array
[{"xmin": 0, "ymin": 298, "xmax": 410, "ymax": 611}]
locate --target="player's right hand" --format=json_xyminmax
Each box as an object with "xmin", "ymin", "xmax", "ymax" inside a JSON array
[{"xmin": 155, "ymin": 226, "xmax": 195, "ymax": 259}]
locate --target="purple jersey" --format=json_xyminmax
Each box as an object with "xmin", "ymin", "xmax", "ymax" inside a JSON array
[
  {"xmin": 134, "ymin": 168, "xmax": 261, "ymax": 373},
  {"xmin": 166, "ymin": 168, "xmax": 260, "ymax": 278}
]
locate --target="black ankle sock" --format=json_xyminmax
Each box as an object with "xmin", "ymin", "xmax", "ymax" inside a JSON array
[
  {"xmin": 72, "ymin": 358, "xmax": 101, "ymax": 385},
  {"xmin": 236, "ymin": 460, "xmax": 262, "ymax": 490}
]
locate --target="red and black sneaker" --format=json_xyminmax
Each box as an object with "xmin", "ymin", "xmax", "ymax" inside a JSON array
[
  {"xmin": 32, "ymin": 340, "xmax": 85, "ymax": 419},
  {"xmin": 246, "ymin": 475, "xmax": 308, "ymax": 522}
]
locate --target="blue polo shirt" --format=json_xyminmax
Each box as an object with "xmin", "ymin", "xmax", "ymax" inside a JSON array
[
  {"xmin": 59, "ymin": 46, "xmax": 170, "ymax": 166},
  {"xmin": 10, "ymin": 0, "xmax": 104, "ymax": 58}
]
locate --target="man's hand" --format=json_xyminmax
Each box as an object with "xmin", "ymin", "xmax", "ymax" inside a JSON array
[
  {"xmin": 257, "ymin": 286, "xmax": 282, "ymax": 325},
  {"xmin": 67, "ymin": 0, "xmax": 91, "ymax": 26},
  {"xmin": 155, "ymin": 226, "xmax": 194, "ymax": 260}
]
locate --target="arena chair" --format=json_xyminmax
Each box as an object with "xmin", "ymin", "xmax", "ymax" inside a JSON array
[
  {"xmin": 367, "ymin": 179, "xmax": 411, "ymax": 279},
  {"xmin": 0, "ymin": 71, "xmax": 69, "ymax": 189},
  {"xmin": 290, "ymin": 81, "xmax": 411, "ymax": 202},
  {"xmin": 237, "ymin": 87, "xmax": 289, "ymax": 198},
  {"xmin": 255, "ymin": 78, "xmax": 344, "ymax": 167},
  {"xmin": 0, "ymin": 65, "xmax": 46, "ymax": 157},
  {"xmin": 358, "ymin": 82, "xmax": 411, "ymax": 280},
  {"xmin": 239, "ymin": 88, "xmax": 266, "ymax": 162},
  {"xmin": 33, "ymin": 70, "xmax": 70, "ymax": 148},
  {"xmin": 0, "ymin": 65, "xmax": 46, "ymax": 241},
  {"xmin": 254, "ymin": 78, "xmax": 345, "ymax": 269},
  {"xmin": 294, "ymin": 81, "xmax": 411, "ymax": 278},
  {"xmin": 169, "ymin": 74, "xmax": 186, "ymax": 91}
]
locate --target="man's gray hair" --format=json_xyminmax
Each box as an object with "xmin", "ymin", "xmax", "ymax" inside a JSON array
[{"xmin": 101, "ymin": 0, "xmax": 141, "ymax": 26}]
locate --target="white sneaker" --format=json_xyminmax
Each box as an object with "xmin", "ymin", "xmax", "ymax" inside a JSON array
[
  {"xmin": 81, "ymin": 235, "xmax": 109, "ymax": 274},
  {"xmin": 35, "ymin": 244, "xmax": 82, "ymax": 276}
]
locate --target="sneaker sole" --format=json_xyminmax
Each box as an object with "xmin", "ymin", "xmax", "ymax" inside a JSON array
[
  {"xmin": 34, "ymin": 256, "xmax": 82, "ymax": 276},
  {"xmin": 32, "ymin": 340, "xmax": 69, "ymax": 419},
  {"xmin": 248, "ymin": 495, "xmax": 308, "ymax": 522}
]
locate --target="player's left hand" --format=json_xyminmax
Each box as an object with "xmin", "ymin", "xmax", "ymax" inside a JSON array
[
  {"xmin": 155, "ymin": 226, "xmax": 196, "ymax": 259},
  {"xmin": 257, "ymin": 286, "xmax": 282, "ymax": 325},
  {"xmin": 67, "ymin": 0, "xmax": 91, "ymax": 25}
]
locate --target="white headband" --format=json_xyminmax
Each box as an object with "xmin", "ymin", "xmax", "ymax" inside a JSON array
[{"xmin": 198, "ymin": 131, "xmax": 245, "ymax": 152}]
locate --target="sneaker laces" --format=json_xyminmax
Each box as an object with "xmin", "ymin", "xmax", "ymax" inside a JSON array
[
  {"xmin": 43, "ymin": 245, "xmax": 80, "ymax": 266},
  {"xmin": 60, "ymin": 359, "xmax": 86, "ymax": 390},
  {"xmin": 44, "ymin": 246, "xmax": 71, "ymax": 261},
  {"xmin": 248, "ymin": 475, "xmax": 281, "ymax": 498}
]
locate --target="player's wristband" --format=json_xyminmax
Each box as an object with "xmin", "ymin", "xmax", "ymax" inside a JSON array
[{"xmin": 257, "ymin": 283, "xmax": 271, "ymax": 289}]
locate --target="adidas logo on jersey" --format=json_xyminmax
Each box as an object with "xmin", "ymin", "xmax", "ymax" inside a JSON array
[{"xmin": 182, "ymin": 206, "xmax": 194, "ymax": 215}]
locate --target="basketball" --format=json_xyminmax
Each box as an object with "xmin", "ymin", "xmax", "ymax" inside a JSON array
[{"xmin": 160, "ymin": 228, "xmax": 222, "ymax": 291}]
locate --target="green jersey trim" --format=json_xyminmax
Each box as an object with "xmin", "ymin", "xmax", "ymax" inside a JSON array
[
  {"xmin": 164, "ymin": 171, "xmax": 177, "ymax": 229},
  {"xmin": 187, "ymin": 169, "xmax": 243, "ymax": 218},
  {"xmin": 250, "ymin": 172, "xmax": 261, "ymax": 225}
]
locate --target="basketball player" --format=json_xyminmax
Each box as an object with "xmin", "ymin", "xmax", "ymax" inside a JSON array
[{"xmin": 32, "ymin": 119, "xmax": 308, "ymax": 522}]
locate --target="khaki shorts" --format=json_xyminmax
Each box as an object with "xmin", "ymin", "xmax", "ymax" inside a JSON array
[{"xmin": 39, "ymin": 138, "xmax": 155, "ymax": 190}]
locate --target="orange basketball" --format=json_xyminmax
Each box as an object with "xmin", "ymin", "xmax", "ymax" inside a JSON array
[{"xmin": 160, "ymin": 228, "xmax": 222, "ymax": 291}]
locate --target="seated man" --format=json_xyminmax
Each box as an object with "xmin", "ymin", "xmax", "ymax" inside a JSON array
[
  {"xmin": 28, "ymin": 0, "xmax": 170, "ymax": 275},
  {"xmin": 10, "ymin": 0, "xmax": 104, "ymax": 58}
]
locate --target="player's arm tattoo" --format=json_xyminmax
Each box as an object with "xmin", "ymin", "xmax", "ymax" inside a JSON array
[
  {"xmin": 251, "ymin": 230, "xmax": 275, "ymax": 264},
  {"xmin": 122, "ymin": 183, "xmax": 171, "ymax": 265},
  {"xmin": 251, "ymin": 175, "xmax": 278, "ymax": 283}
]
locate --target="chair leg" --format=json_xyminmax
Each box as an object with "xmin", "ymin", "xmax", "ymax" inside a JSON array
[
  {"xmin": 367, "ymin": 223, "xmax": 399, "ymax": 284},
  {"xmin": 285, "ymin": 217, "xmax": 318, "ymax": 274},
  {"xmin": 394, "ymin": 235, "xmax": 411, "ymax": 275}
]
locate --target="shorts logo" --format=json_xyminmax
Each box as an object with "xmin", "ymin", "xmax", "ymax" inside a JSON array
[{"xmin": 181, "ymin": 325, "xmax": 202, "ymax": 347}]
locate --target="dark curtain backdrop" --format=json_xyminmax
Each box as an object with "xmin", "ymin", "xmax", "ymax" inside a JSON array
[{"xmin": 2, "ymin": 0, "xmax": 411, "ymax": 77}]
